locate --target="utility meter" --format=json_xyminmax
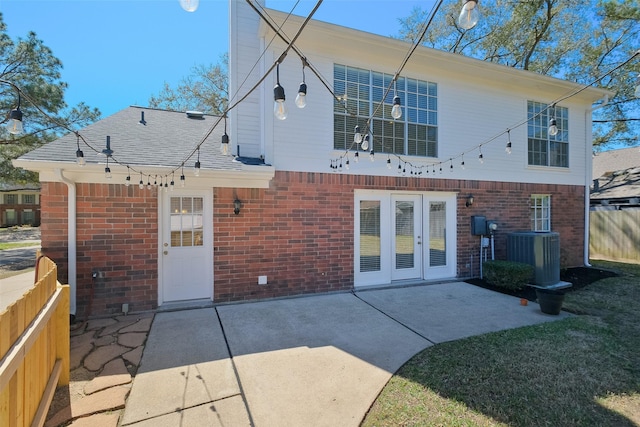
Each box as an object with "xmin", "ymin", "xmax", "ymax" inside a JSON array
[{"xmin": 486, "ymin": 221, "xmax": 498, "ymax": 234}]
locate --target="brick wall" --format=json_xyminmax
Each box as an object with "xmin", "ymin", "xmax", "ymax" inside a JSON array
[
  {"xmin": 41, "ymin": 182, "xmax": 158, "ymax": 318},
  {"xmin": 213, "ymin": 172, "xmax": 585, "ymax": 302},
  {"xmin": 41, "ymin": 172, "xmax": 585, "ymax": 314}
]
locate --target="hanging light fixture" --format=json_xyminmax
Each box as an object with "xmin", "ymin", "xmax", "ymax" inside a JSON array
[
  {"xmin": 180, "ymin": 166, "xmax": 186, "ymax": 187},
  {"xmin": 147, "ymin": 176, "xmax": 152, "ymax": 190},
  {"xmin": 273, "ymin": 63, "xmax": 287, "ymax": 120},
  {"xmin": 478, "ymin": 146, "xmax": 484, "ymax": 163},
  {"xmin": 170, "ymin": 173, "xmax": 175, "ymax": 191},
  {"xmin": 125, "ymin": 167, "xmax": 131, "ymax": 186},
  {"xmin": 458, "ymin": 0, "xmax": 480, "ymax": 30},
  {"xmin": 179, "ymin": 0, "xmax": 198, "ymax": 12},
  {"xmin": 548, "ymin": 105, "xmax": 559, "ymax": 136},
  {"xmin": 295, "ymin": 59, "xmax": 307, "ymax": 109},
  {"xmin": 391, "ymin": 79, "xmax": 402, "ymax": 120},
  {"xmin": 139, "ymin": 172, "xmax": 144, "ymax": 190},
  {"xmin": 505, "ymin": 129, "xmax": 512, "ymax": 154},
  {"xmin": 194, "ymin": 147, "xmax": 201, "ymax": 176},
  {"xmin": 361, "ymin": 133, "xmax": 370, "ymax": 151},
  {"xmin": 387, "ymin": 156, "xmax": 392, "ymax": 169},
  {"xmin": 354, "ymin": 125, "xmax": 363, "ymax": 145},
  {"xmin": 6, "ymin": 92, "xmax": 23, "ymax": 135},
  {"xmin": 221, "ymin": 116, "xmax": 230, "ymax": 155},
  {"xmin": 75, "ymin": 134, "xmax": 85, "ymax": 166},
  {"xmin": 461, "ymin": 155, "xmax": 466, "ymax": 169},
  {"xmin": 104, "ymin": 158, "xmax": 112, "ymax": 179}
]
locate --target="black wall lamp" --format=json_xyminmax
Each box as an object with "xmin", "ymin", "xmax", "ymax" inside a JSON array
[
  {"xmin": 234, "ymin": 198, "xmax": 242, "ymax": 215},
  {"xmin": 466, "ymin": 194, "xmax": 474, "ymax": 207}
]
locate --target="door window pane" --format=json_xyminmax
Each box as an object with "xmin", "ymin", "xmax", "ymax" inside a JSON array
[
  {"xmin": 360, "ymin": 201, "xmax": 381, "ymax": 272},
  {"xmin": 429, "ymin": 202, "xmax": 446, "ymax": 267},
  {"xmin": 170, "ymin": 197, "xmax": 204, "ymax": 247},
  {"xmin": 395, "ymin": 201, "xmax": 414, "ymax": 269}
]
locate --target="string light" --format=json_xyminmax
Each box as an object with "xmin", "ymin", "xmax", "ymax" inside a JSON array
[
  {"xmin": 75, "ymin": 134, "xmax": 85, "ymax": 167},
  {"xmin": 273, "ymin": 63, "xmax": 287, "ymax": 120},
  {"xmin": 387, "ymin": 156, "xmax": 392, "ymax": 169},
  {"xmin": 194, "ymin": 147, "xmax": 201, "ymax": 176},
  {"xmin": 139, "ymin": 172, "xmax": 144, "ymax": 190},
  {"xmin": 180, "ymin": 166, "xmax": 186, "ymax": 187},
  {"xmin": 170, "ymin": 173, "xmax": 175, "ymax": 191},
  {"xmin": 221, "ymin": 116, "xmax": 230, "ymax": 155},
  {"xmin": 391, "ymin": 80, "xmax": 402, "ymax": 120},
  {"xmin": 458, "ymin": 0, "xmax": 480, "ymax": 30},
  {"xmin": 461, "ymin": 155, "xmax": 466, "ymax": 169},
  {"xmin": 5, "ymin": 91, "xmax": 23, "ymax": 135},
  {"xmin": 361, "ymin": 133, "xmax": 370, "ymax": 151},
  {"xmin": 295, "ymin": 59, "xmax": 308, "ymax": 109},
  {"xmin": 147, "ymin": 176, "xmax": 152, "ymax": 190},
  {"xmin": 125, "ymin": 167, "xmax": 131, "ymax": 186},
  {"xmin": 104, "ymin": 158, "xmax": 112, "ymax": 179},
  {"xmin": 505, "ymin": 129, "xmax": 512, "ymax": 154},
  {"xmin": 478, "ymin": 146, "xmax": 484, "ymax": 163}
]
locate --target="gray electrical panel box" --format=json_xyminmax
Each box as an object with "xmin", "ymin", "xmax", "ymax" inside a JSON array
[{"xmin": 471, "ymin": 216, "xmax": 486, "ymax": 235}]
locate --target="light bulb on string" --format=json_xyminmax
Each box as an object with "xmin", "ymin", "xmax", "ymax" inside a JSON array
[
  {"xmin": 458, "ymin": 0, "xmax": 480, "ymax": 30},
  {"xmin": 221, "ymin": 117, "xmax": 230, "ymax": 155},
  {"xmin": 391, "ymin": 80, "xmax": 402, "ymax": 119},
  {"xmin": 369, "ymin": 148, "xmax": 375, "ymax": 162},
  {"xmin": 170, "ymin": 173, "xmax": 175, "ymax": 191},
  {"xmin": 75, "ymin": 135, "xmax": 85, "ymax": 166},
  {"xmin": 125, "ymin": 167, "xmax": 131, "ymax": 186},
  {"xmin": 548, "ymin": 117, "xmax": 558, "ymax": 136},
  {"xmin": 345, "ymin": 158, "xmax": 350, "ymax": 170},
  {"xmin": 194, "ymin": 147, "xmax": 201, "ymax": 176},
  {"xmin": 6, "ymin": 93, "xmax": 23, "ymax": 135},
  {"xmin": 104, "ymin": 158, "xmax": 111, "ymax": 180},
  {"xmin": 147, "ymin": 177, "xmax": 152, "ymax": 190},
  {"xmin": 361, "ymin": 134, "xmax": 370, "ymax": 151},
  {"xmin": 387, "ymin": 157, "xmax": 392, "ymax": 169},
  {"xmin": 505, "ymin": 130, "xmax": 512, "ymax": 154},
  {"xmin": 139, "ymin": 172, "xmax": 144, "ymax": 190},
  {"xmin": 179, "ymin": 0, "xmax": 198, "ymax": 12},
  {"xmin": 154, "ymin": 175, "xmax": 158, "ymax": 186},
  {"xmin": 273, "ymin": 63, "xmax": 287, "ymax": 120},
  {"xmin": 478, "ymin": 147, "xmax": 484, "ymax": 164},
  {"xmin": 354, "ymin": 126, "xmax": 363, "ymax": 144},
  {"xmin": 461, "ymin": 155, "xmax": 466, "ymax": 169},
  {"xmin": 398, "ymin": 163, "xmax": 402, "ymax": 174},
  {"xmin": 354, "ymin": 151, "xmax": 359, "ymax": 163},
  {"xmin": 295, "ymin": 60, "xmax": 307, "ymax": 109}
]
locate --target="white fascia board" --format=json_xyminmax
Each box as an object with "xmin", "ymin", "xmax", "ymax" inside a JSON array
[{"xmin": 13, "ymin": 159, "xmax": 275, "ymax": 189}]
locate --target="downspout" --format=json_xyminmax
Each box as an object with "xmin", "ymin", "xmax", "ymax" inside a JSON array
[
  {"xmin": 584, "ymin": 96, "xmax": 609, "ymax": 267},
  {"xmin": 55, "ymin": 168, "xmax": 77, "ymax": 315}
]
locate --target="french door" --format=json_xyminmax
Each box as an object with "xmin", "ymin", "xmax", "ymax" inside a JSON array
[{"xmin": 355, "ymin": 191, "xmax": 456, "ymax": 287}]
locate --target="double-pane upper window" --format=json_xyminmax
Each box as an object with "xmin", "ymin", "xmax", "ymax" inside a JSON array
[
  {"xmin": 334, "ymin": 64, "xmax": 437, "ymax": 157},
  {"xmin": 528, "ymin": 101, "xmax": 569, "ymax": 167}
]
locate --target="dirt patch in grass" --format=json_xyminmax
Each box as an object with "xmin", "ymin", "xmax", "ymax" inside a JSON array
[{"xmin": 465, "ymin": 266, "xmax": 619, "ymax": 301}]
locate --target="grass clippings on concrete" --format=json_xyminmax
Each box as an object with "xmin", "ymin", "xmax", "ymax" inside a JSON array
[{"xmin": 362, "ymin": 260, "xmax": 640, "ymax": 427}]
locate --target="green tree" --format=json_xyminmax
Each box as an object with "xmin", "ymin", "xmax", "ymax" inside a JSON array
[
  {"xmin": 0, "ymin": 13, "xmax": 100, "ymax": 183},
  {"xmin": 397, "ymin": 0, "xmax": 640, "ymax": 149},
  {"xmin": 148, "ymin": 53, "xmax": 228, "ymax": 115}
]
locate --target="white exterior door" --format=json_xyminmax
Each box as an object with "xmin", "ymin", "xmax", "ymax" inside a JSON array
[
  {"xmin": 355, "ymin": 191, "xmax": 456, "ymax": 287},
  {"xmin": 160, "ymin": 190, "xmax": 213, "ymax": 303}
]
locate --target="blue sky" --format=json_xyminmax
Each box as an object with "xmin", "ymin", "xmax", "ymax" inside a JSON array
[{"xmin": 1, "ymin": 0, "xmax": 430, "ymax": 118}]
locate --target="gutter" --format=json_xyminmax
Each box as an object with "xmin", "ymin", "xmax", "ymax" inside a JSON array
[{"xmin": 55, "ymin": 169, "xmax": 77, "ymax": 316}]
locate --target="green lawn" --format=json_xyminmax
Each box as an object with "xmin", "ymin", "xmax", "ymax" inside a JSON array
[
  {"xmin": 362, "ymin": 260, "xmax": 640, "ymax": 426},
  {"xmin": 0, "ymin": 242, "xmax": 41, "ymax": 251}
]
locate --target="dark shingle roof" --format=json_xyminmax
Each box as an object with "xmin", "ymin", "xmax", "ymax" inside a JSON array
[
  {"xmin": 19, "ymin": 106, "xmax": 254, "ymax": 172},
  {"xmin": 592, "ymin": 147, "xmax": 640, "ymax": 180}
]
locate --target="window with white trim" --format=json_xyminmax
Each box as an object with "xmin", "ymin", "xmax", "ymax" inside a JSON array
[
  {"xmin": 334, "ymin": 64, "xmax": 437, "ymax": 157},
  {"xmin": 531, "ymin": 195, "xmax": 551, "ymax": 231},
  {"xmin": 528, "ymin": 101, "xmax": 568, "ymax": 167},
  {"xmin": 22, "ymin": 194, "xmax": 36, "ymax": 204}
]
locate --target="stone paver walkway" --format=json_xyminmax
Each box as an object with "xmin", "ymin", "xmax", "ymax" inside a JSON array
[{"xmin": 45, "ymin": 313, "xmax": 154, "ymax": 427}]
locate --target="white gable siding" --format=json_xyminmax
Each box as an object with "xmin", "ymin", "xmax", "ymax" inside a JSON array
[{"xmin": 231, "ymin": 3, "xmax": 604, "ymax": 186}]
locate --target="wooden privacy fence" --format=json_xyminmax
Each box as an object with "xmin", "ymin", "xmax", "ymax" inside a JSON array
[
  {"xmin": 0, "ymin": 255, "xmax": 70, "ymax": 427},
  {"xmin": 590, "ymin": 209, "xmax": 640, "ymax": 263}
]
